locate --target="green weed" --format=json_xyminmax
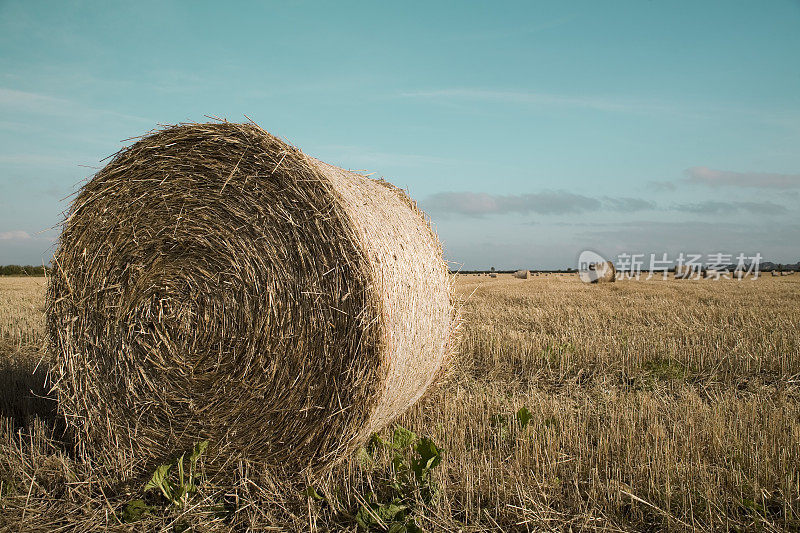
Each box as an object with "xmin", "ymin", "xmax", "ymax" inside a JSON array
[
  {"xmin": 121, "ymin": 440, "xmax": 209, "ymax": 523},
  {"xmin": 355, "ymin": 426, "xmax": 443, "ymax": 531}
]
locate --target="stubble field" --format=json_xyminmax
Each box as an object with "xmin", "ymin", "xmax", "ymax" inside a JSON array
[{"xmin": 1, "ymin": 274, "xmax": 798, "ymax": 531}]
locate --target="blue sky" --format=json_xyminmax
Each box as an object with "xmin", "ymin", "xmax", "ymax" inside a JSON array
[{"xmin": 1, "ymin": 1, "xmax": 799, "ymax": 269}]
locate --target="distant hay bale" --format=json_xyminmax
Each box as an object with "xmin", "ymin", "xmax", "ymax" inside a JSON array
[
  {"xmin": 514, "ymin": 270, "xmax": 529, "ymax": 279},
  {"xmin": 772, "ymin": 270, "xmax": 780, "ymax": 277},
  {"xmin": 46, "ymin": 122, "xmax": 455, "ymax": 474},
  {"xmin": 587, "ymin": 261, "xmax": 616, "ymax": 283},
  {"xmin": 489, "ymin": 273, "xmax": 497, "ymax": 278},
  {"xmin": 703, "ymin": 269, "xmax": 720, "ymax": 279}
]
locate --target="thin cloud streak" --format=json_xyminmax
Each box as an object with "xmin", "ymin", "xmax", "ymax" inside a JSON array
[
  {"xmin": 425, "ymin": 191, "xmax": 600, "ymax": 216},
  {"xmin": 686, "ymin": 166, "xmax": 800, "ymax": 189},
  {"xmin": 425, "ymin": 191, "xmax": 657, "ymax": 217},
  {"xmin": 399, "ymin": 89, "xmax": 800, "ymax": 127},
  {"xmin": 0, "ymin": 86, "xmax": 152, "ymax": 124},
  {"xmin": 672, "ymin": 200, "xmax": 788, "ymax": 215},
  {"xmin": 603, "ymin": 197, "xmax": 656, "ymax": 211},
  {"xmin": 0, "ymin": 87, "xmax": 66, "ymax": 108},
  {"xmin": 648, "ymin": 180, "xmax": 678, "ymax": 192},
  {"xmin": 399, "ymin": 88, "xmax": 704, "ymax": 117},
  {"xmin": 0, "ymin": 230, "xmax": 32, "ymax": 241},
  {"xmin": 313, "ymin": 144, "xmax": 461, "ymax": 170}
]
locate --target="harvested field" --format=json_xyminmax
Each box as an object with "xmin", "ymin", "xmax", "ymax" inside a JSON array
[{"xmin": 2, "ymin": 274, "xmax": 799, "ymax": 531}]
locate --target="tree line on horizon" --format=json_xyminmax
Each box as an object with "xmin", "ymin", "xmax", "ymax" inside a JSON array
[{"xmin": 0, "ymin": 265, "xmax": 50, "ymax": 276}]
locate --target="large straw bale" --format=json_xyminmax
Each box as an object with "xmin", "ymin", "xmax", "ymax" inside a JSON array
[
  {"xmin": 46, "ymin": 122, "xmax": 455, "ymax": 473},
  {"xmin": 589, "ymin": 261, "xmax": 616, "ymax": 283},
  {"xmin": 514, "ymin": 270, "xmax": 529, "ymax": 279}
]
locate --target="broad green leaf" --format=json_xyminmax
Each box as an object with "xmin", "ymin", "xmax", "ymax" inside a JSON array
[
  {"xmin": 392, "ymin": 454, "xmax": 409, "ymax": 473},
  {"xmin": 303, "ymin": 486, "xmax": 324, "ymax": 501},
  {"xmin": 413, "ymin": 437, "xmax": 443, "ymax": 480},
  {"xmin": 189, "ymin": 440, "xmax": 209, "ymax": 466},
  {"xmin": 143, "ymin": 463, "xmax": 173, "ymax": 500},
  {"xmin": 392, "ymin": 426, "xmax": 417, "ymax": 450},
  {"xmin": 356, "ymin": 446, "xmax": 374, "ymax": 468},
  {"xmin": 121, "ymin": 499, "xmax": 152, "ymax": 523},
  {"xmin": 388, "ymin": 523, "xmax": 408, "ymax": 533},
  {"xmin": 188, "ymin": 440, "xmax": 208, "ymax": 490},
  {"xmin": 356, "ymin": 501, "xmax": 408, "ymax": 530},
  {"xmin": 377, "ymin": 502, "xmax": 408, "ymax": 523},
  {"xmin": 516, "ymin": 406, "xmax": 533, "ymax": 429},
  {"xmin": 416, "ymin": 437, "xmax": 442, "ymax": 467},
  {"xmin": 355, "ymin": 503, "xmax": 379, "ymax": 529}
]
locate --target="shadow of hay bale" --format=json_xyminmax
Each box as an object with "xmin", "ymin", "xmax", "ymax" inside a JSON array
[{"xmin": 0, "ymin": 342, "xmax": 57, "ymax": 429}]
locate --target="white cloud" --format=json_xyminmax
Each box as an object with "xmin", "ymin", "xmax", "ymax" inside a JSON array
[{"xmin": 0, "ymin": 230, "xmax": 32, "ymax": 241}]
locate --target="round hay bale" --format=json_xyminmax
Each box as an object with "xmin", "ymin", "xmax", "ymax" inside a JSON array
[
  {"xmin": 772, "ymin": 270, "xmax": 780, "ymax": 277},
  {"xmin": 46, "ymin": 122, "xmax": 455, "ymax": 473},
  {"xmin": 588, "ymin": 261, "xmax": 616, "ymax": 283},
  {"xmin": 514, "ymin": 270, "xmax": 529, "ymax": 279}
]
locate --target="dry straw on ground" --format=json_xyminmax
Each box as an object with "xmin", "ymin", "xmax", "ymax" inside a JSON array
[
  {"xmin": 46, "ymin": 121, "xmax": 455, "ymax": 474},
  {"xmin": 675, "ymin": 265, "xmax": 703, "ymax": 279},
  {"xmin": 4, "ymin": 274, "xmax": 800, "ymax": 530}
]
